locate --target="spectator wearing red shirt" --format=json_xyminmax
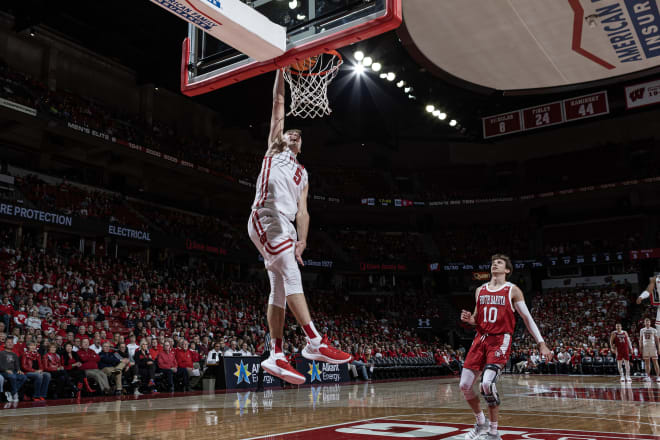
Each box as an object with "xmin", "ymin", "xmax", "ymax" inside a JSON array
[
  {"xmin": 21, "ymin": 341, "xmax": 51, "ymax": 400},
  {"xmin": 12, "ymin": 308, "xmax": 27, "ymax": 329},
  {"xmin": 77, "ymin": 338, "xmax": 110, "ymax": 393},
  {"xmin": 43, "ymin": 343, "xmax": 75, "ymax": 398},
  {"xmin": 0, "ymin": 297, "xmax": 14, "ymax": 330},
  {"xmin": 175, "ymin": 340, "xmax": 195, "ymax": 381},
  {"xmin": 149, "ymin": 339, "xmax": 162, "ymax": 360},
  {"xmin": 157, "ymin": 341, "xmax": 189, "ymax": 392}
]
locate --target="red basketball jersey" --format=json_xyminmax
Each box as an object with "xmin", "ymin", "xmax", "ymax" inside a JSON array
[
  {"xmin": 475, "ymin": 282, "xmax": 517, "ymax": 335},
  {"xmin": 614, "ymin": 331, "xmax": 630, "ymax": 352}
]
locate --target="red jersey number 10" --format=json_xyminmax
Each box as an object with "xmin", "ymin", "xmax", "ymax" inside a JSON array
[{"xmin": 483, "ymin": 307, "xmax": 498, "ymax": 323}]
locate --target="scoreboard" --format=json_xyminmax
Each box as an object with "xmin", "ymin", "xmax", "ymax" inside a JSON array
[{"xmin": 483, "ymin": 91, "xmax": 609, "ymax": 139}]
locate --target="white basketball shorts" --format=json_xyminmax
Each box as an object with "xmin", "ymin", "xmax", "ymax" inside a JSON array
[
  {"xmin": 642, "ymin": 344, "xmax": 658, "ymax": 359},
  {"xmin": 248, "ymin": 208, "xmax": 303, "ymax": 308}
]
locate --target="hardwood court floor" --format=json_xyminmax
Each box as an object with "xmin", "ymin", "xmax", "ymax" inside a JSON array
[{"xmin": 0, "ymin": 375, "xmax": 658, "ymax": 439}]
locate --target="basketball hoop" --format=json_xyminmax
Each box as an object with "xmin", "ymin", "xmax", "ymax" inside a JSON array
[{"xmin": 283, "ymin": 50, "xmax": 343, "ymax": 119}]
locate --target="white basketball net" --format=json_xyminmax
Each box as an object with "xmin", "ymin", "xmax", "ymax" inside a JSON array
[{"xmin": 283, "ymin": 52, "xmax": 343, "ymax": 119}]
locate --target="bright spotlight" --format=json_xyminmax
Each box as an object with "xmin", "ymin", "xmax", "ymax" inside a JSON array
[
  {"xmin": 449, "ymin": 119, "xmax": 457, "ymax": 126},
  {"xmin": 289, "ymin": 0, "xmax": 298, "ymax": 9},
  {"xmin": 372, "ymin": 62, "xmax": 382, "ymax": 72},
  {"xmin": 379, "ymin": 73, "xmax": 387, "ymax": 79},
  {"xmin": 425, "ymin": 105, "xmax": 435, "ymax": 113},
  {"xmin": 386, "ymin": 72, "xmax": 396, "ymax": 81},
  {"xmin": 439, "ymin": 112, "xmax": 447, "ymax": 120},
  {"xmin": 404, "ymin": 87, "xmax": 411, "ymax": 93},
  {"xmin": 396, "ymin": 80, "xmax": 405, "ymax": 88},
  {"xmin": 432, "ymin": 110, "xmax": 440, "ymax": 116},
  {"xmin": 362, "ymin": 57, "xmax": 373, "ymax": 67},
  {"xmin": 354, "ymin": 64, "xmax": 366, "ymax": 75},
  {"xmin": 354, "ymin": 51, "xmax": 364, "ymax": 61},
  {"xmin": 296, "ymin": 14, "xmax": 306, "ymax": 20}
]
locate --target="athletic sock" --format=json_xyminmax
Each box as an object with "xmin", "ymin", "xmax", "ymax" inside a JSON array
[
  {"xmin": 272, "ymin": 338, "xmax": 283, "ymax": 354},
  {"xmin": 475, "ymin": 411, "xmax": 486, "ymax": 425},
  {"xmin": 489, "ymin": 421, "xmax": 498, "ymax": 434},
  {"xmin": 303, "ymin": 322, "xmax": 322, "ymax": 345}
]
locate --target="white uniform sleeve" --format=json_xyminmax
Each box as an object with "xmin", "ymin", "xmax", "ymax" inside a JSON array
[
  {"xmin": 514, "ymin": 300, "xmax": 544, "ymax": 344},
  {"xmin": 640, "ymin": 291, "xmax": 651, "ymax": 300}
]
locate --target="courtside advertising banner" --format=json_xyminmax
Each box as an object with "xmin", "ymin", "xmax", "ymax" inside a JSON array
[
  {"xmin": 296, "ymin": 359, "xmax": 350, "ymax": 384},
  {"xmin": 625, "ymin": 78, "xmax": 660, "ymax": 109},
  {"xmin": 223, "ymin": 356, "xmax": 281, "ymax": 389}
]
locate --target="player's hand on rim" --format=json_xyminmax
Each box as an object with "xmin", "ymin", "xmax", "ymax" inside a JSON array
[{"xmin": 295, "ymin": 240, "xmax": 306, "ymax": 265}]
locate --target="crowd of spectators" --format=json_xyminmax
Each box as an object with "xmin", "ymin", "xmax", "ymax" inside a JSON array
[
  {"xmin": 509, "ymin": 282, "xmax": 640, "ymax": 374},
  {"xmin": 333, "ymin": 230, "xmax": 426, "ymax": 263},
  {"xmin": 6, "ymin": 60, "xmax": 660, "ymax": 210},
  {"xmin": 1, "ymin": 61, "xmax": 222, "ymax": 169},
  {"xmin": 0, "ymin": 225, "xmax": 452, "ymax": 401},
  {"xmin": 7, "ymin": 165, "xmax": 650, "ymax": 268},
  {"xmin": 433, "ymin": 223, "xmax": 530, "ymax": 262},
  {"xmin": 15, "ymin": 174, "xmax": 145, "ymax": 228}
]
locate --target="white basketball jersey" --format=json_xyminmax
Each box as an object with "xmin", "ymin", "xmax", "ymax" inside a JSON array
[
  {"xmin": 252, "ymin": 148, "xmax": 308, "ymax": 221},
  {"xmin": 641, "ymin": 327, "xmax": 658, "ymax": 346}
]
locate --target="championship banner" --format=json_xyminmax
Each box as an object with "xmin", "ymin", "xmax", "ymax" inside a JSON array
[
  {"xmin": 482, "ymin": 91, "xmax": 608, "ymax": 139},
  {"xmin": 295, "ymin": 359, "xmax": 350, "ymax": 384},
  {"xmin": 625, "ymin": 78, "xmax": 660, "ymax": 109},
  {"xmin": 222, "ymin": 356, "xmax": 281, "ymax": 390}
]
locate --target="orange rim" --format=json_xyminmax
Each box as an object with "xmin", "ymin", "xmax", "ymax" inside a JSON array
[{"xmin": 287, "ymin": 50, "xmax": 343, "ymax": 77}]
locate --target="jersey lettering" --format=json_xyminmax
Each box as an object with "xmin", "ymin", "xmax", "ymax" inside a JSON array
[{"xmin": 476, "ymin": 283, "xmax": 516, "ymax": 335}]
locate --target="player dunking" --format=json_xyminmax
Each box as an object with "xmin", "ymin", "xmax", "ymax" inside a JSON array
[
  {"xmin": 460, "ymin": 254, "xmax": 552, "ymax": 440},
  {"xmin": 247, "ymin": 70, "xmax": 351, "ymax": 385},
  {"xmin": 610, "ymin": 323, "xmax": 632, "ymax": 382}
]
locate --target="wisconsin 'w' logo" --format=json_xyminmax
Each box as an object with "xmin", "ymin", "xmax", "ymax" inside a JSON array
[{"xmin": 629, "ymin": 88, "xmax": 645, "ymax": 102}]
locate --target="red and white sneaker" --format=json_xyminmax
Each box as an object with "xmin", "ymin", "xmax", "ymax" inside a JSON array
[
  {"xmin": 261, "ymin": 354, "xmax": 306, "ymax": 385},
  {"xmin": 302, "ymin": 335, "xmax": 352, "ymax": 364}
]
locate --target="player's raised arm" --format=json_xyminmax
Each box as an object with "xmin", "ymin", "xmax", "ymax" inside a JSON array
[
  {"xmin": 460, "ymin": 287, "xmax": 479, "ymax": 326},
  {"xmin": 637, "ymin": 277, "xmax": 655, "ymax": 304},
  {"xmin": 511, "ymin": 285, "xmax": 552, "ymax": 359},
  {"xmin": 268, "ymin": 70, "xmax": 286, "ymax": 150},
  {"xmin": 294, "ymin": 184, "xmax": 309, "ymax": 266}
]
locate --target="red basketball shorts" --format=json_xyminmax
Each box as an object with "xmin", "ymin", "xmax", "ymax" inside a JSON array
[
  {"xmin": 616, "ymin": 347, "xmax": 630, "ymax": 361},
  {"xmin": 463, "ymin": 333, "xmax": 512, "ymax": 371}
]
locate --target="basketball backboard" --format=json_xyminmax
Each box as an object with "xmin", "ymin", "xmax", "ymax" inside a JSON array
[{"xmin": 180, "ymin": 0, "xmax": 402, "ymax": 96}]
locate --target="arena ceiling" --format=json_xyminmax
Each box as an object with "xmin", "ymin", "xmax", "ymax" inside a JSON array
[
  {"xmin": 4, "ymin": 0, "xmax": 660, "ymax": 142},
  {"xmin": 402, "ymin": 0, "xmax": 660, "ymax": 93}
]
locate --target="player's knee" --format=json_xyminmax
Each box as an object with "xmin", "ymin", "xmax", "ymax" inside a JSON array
[
  {"xmin": 282, "ymin": 272, "xmax": 304, "ymax": 297},
  {"xmin": 268, "ymin": 290, "xmax": 286, "ymax": 309},
  {"xmin": 459, "ymin": 380, "xmax": 476, "ymax": 400},
  {"xmin": 480, "ymin": 364, "xmax": 501, "ymax": 407}
]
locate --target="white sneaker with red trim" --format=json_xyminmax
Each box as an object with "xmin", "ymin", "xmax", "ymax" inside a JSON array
[
  {"xmin": 261, "ymin": 354, "xmax": 306, "ymax": 385},
  {"xmin": 302, "ymin": 335, "xmax": 352, "ymax": 364}
]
